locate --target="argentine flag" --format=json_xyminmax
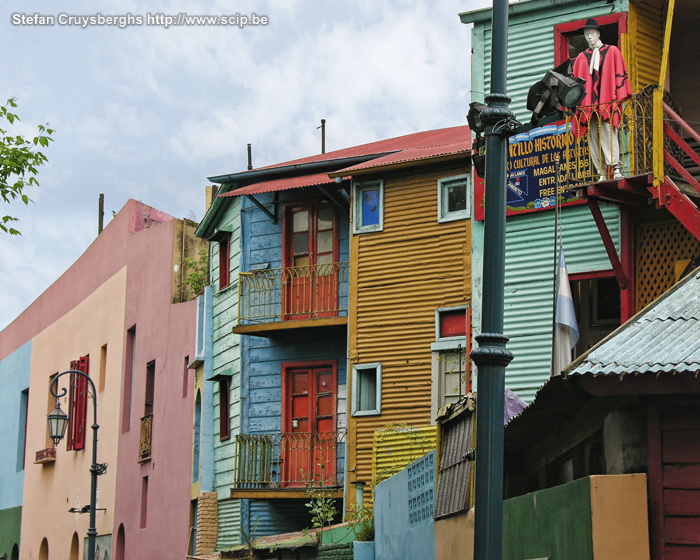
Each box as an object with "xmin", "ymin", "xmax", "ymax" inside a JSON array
[{"xmin": 551, "ymin": 248, "xmax": 580, "ymax": 376}]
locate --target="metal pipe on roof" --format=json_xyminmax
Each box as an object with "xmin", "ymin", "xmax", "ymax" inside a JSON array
[{"xmin": 247, "ymin": 143, "xmax": 253, "ymax": 170}]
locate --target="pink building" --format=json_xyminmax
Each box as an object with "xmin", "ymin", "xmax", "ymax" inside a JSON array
[{"xmin": 1, "ymin": 200, "xmax": 204, "ymax": 560}]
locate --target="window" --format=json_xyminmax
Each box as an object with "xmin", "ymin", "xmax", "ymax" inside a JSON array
[
  {"xmin": 17, "ymin": 389, "xmax": 28, "ymax": 471},
  {"xmin": 218, "ymin": 232, "xmax": 231, "ymax": 290},
  {"xmin": 553, "ymin": 14, "xmax": 626, "ymax": 69},
  {"xmin": 67, "ymin": 355, "xmax": 89, "ymax": 451},
  {"xmin": 282, "ymin": 204, "xmax": 339, "ymax": 319},
  {"xmin": 140, "ymin": 476, "xmax": 149, "ymax": 528},
  {"xmin": 431, "ymin": 306, "xmax": 472, "ymax": 419},
  {"xmin": 182, "ymin": 355, "xmax": 190, "ymax": 399},
  {"xmin": 571, "ymin": 275, "xmax": 621, "ymax": 358},
  {"xmin": 99, "ymin": 344, "xmax": 107, "ymax": 392},
  {"xmin": 353, "ymin": 180, "xmax": 384, "ymax": 234},
  {"xmin": 218, "ymin": 377, "xmax": 230, "ymax": 441},
  {"xmin": 144, "ymin": 361, "xmax": 155, "ymax": 416},
  {"xmin": 352, "ymin": 363, "xmax": 381, "ymax": 416},
  {"xmin": 122, "ymin": 326, "xmax": 136, "ymax": 433},
  {"xmin": 438, "ymin": 174, "xmax": 469, "ymax": 222}
]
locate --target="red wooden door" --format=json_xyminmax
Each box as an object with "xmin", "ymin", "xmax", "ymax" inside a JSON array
[
  {"xmin": 282, "ymin": 363, "xmax": 337, "ymax": 487},
  {"xmin": 283, "ymin": 204, "xmax": 338, "ymax": 320}
]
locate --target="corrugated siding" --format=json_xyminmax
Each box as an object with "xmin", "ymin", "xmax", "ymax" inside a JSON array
[
  {"xmin": 248, "ymin": 500, "xmax": 313, "ymax": 537},
  {"xmin": 503, "ymin": 204, "xmax": 620, "ymax": 401},
  {"xmin": 217, "ymin": 499, "xmax": 242, "ymax": 548},
  {"xmin": 373, "ymin": 426, "xmax": 438, "ymax": 485},
  {"xmin": 348, "ymin": 164, "xmax": 470, "ymax": 504},
  {"xmin": 211, "ymin": 197, "xmax": 243, "ymax": 541},
  {"xmin": 628, "ymin": 0, "xmax": 664, "ymax": 91},
  {"xmin": 472, "ymin": 0, "xmax": 617, "ymax": 122}
]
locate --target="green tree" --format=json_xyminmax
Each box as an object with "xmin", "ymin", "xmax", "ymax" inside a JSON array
[{"xmin": 0, "ymin": 98, "xmax": 54, "ymax": 235}]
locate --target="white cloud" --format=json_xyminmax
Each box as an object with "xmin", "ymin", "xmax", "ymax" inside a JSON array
[{"xmin": 0, "ymin": 0, "xmax": 492, "ymax": 330}]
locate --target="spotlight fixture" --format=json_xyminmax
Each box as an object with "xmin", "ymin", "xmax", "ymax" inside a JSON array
[
  {"xmin": 526, "ymin": 70, "xmax": 586, "ymax": 122},
  {"xmin": 467, "ymin": 102, "xmax": 488, "ymax": 134}
]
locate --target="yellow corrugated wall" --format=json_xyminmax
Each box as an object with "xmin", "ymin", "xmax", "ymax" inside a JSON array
[
  {"xmin": 628, "ymin": 0, "xmax": 665, "ymax": 91},
  {"xmin": 347, "ymin": 162, "xmax": 471, "ymax": 507},
  {"xmin": 372, "ymin": 425, "xmax": 438, "ymax": 485}
]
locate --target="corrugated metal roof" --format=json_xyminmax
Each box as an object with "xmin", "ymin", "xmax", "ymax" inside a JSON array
[
  {"xmin": 209, "ymin": 126, "xmax": 470, "ymax": 183},
  {"xmin": 218, "ymin": 172, "xmax": 336, "ymax": 197},
  {"xmin": 329, "ymin": 140, "xmax": 469, "ymax": 176},
  {"xmin": 565, "ymin": 268, "xmax": 700, "ymax": 377},
  {"xmin": 216, "ymin": 126, "xmax": 470, "ymax": 197}
]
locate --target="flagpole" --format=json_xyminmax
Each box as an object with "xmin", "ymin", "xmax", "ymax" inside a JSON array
[{"xmin": 550, "ymin": 160, "xmax": 562, "ymax": 375}]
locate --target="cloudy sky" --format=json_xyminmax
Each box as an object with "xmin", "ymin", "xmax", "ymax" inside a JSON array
[{"xmin": 0, "ymin": 0, "xmax": 491, "ymax": 330}]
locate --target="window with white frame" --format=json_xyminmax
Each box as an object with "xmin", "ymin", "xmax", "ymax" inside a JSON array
[
  {"xmin": 431, "ymin": 306, "xmax": 470, "ymax": 420},
  {"xmin": 353, "ymin": 180, "xmax": 384, "ymax": 234},
  {"xmin": 352, "ymin": 363, "xmax": 381, "ymax": 416},
  {"xmin": 438, "ymin": 174, "xmax": 469, "ymax": 223}
]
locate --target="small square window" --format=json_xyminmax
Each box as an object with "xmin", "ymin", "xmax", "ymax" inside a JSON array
[
  {"xmin": 352, "ymin": 363, "xmax": 381, "ymax": 416},
  {"xmin": 438, "ymin": 175, "xmax": 469, "ymax": 223},
  {"xmin": 353, "ymin": 181, "xmax": 384, "ymax": 233}
]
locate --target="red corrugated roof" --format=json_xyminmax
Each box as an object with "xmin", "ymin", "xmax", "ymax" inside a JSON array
[
  {"xmin": 250, "ymin": 125, "xmax": 470, "ymax": 170},
  {"xmin": 218, "ymin": 125, "xmax": 471, "ymax": 197},
  {"xmin": 219, "ymin": 172, "xmax": 336, "ymax": 197},
  {"xmin": 331, "ymin": 140, "xmax": 469, "ymax": 175}
]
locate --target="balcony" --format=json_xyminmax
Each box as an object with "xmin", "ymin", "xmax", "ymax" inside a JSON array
[
  {"xmin": 35, "ymin": 447, "xmax": 56, "ymax": 464},
  {"xmin": 235, "ymin": 262, "xmax": 349, "ymax": 337},
  {"xmin": 231, "ymin": 431, "xmax": 346, "ymax": 499},
  {"xmin": 562, "ymin": 88, "xmax": 700, "ymax": 239},
  {"xmin": 139, "ymin": 413, "xmax": 153, "ymax": 462}
]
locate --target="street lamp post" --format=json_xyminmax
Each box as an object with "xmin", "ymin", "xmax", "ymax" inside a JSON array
[
  {"xmin": 48, "ymin": 370, "xmax": 107, "ymax": 560},
  {"xmin": 469, "ymin": 0, "xmax": 517, "ymax": 558}
]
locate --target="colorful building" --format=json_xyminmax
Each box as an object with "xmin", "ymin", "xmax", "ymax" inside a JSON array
[
  {"xmin": 195, "ymin": 126, "xmax": 470, "ymax": 544},
  {"xmin": 461, "ymin": 0, "xmax": 700, "ymax": 401},
  {"xmin": 0, "ymin": 200, "xmax": 203, "ymax": 560},
  {"xmin": 336, "ymin": 128, "xmax": 472, "ymax": 509}
]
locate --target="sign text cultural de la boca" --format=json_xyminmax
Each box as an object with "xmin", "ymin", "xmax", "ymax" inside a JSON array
[{"xmin": 473, "ymin": 121, "xmax": 592, "ymax": 220}]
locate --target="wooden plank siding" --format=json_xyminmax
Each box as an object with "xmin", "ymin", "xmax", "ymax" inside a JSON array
[
  {"xmin": 347, "ymin": 162, "xmax": 471, "ymax": 508},
  {"xmin": 648, "ymin": 397, "xmax": 700, "ymax": 559},
  {"xmin": 234, "ymin": 191, "xmax": 350, "ymax": 537},
  {"xmin": 209, "ymin": 196, "xmax": 243, "ymax": 546}
]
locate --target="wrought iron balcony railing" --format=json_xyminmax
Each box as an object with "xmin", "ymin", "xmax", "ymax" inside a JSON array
[
  {"xmin": 238, "ymin": 262, "xmax": 349, "ymax": 324},
  {"xmin": 562, "ymin": 87, "xmax": 687, "ymax": 186},
  {"xmin": 233, "ymin": 431, "xmax": 346, "ymax": 489},
  {"xmin": 139, "ymin": 413, "xmax": 153, "ymax": 462}
]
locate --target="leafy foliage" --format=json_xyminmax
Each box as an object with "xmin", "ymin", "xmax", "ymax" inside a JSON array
[
  {"xmin": 183, "ymin": 247, "xmax": 209, "ymax": 296},
  {"xmin": 0, "ymin": 98, "xmax": 54, "ymax": 235},
  {"xmin": 344, "ymin": 502, "xmax": 374, "ymax": 541}
]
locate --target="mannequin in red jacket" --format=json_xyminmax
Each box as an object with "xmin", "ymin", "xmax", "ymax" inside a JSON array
[{"xmin": 573, "ymin": 18, "xmax": 631, "ymax": 180}]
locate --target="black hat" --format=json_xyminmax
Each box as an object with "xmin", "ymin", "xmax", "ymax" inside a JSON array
[{"xmin": 582, "ymin": 18, "xmax": 602, "ymax": 32}]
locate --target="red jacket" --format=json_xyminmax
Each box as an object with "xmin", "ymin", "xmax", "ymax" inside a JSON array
[{"xmin": 573, "ymin": 44, "xmax": 631, "ymax": 129}]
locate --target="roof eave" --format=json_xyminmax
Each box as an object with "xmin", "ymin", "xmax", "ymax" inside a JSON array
[{"xmin": 328, "ymin": 152, "xmax": 470, "ymax": 178}]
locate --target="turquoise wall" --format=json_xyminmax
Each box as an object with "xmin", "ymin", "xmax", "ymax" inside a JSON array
[
  {"xmin": 0, "ymin": 342, "xmax": 30, "ymax": 559},
  {"xmin": 209, "ymin": 195, "xmax": 243, "ymax": 549},
  {"xmin": 464, "ymin": 0, "xmax": 625, "ymax": 400}
]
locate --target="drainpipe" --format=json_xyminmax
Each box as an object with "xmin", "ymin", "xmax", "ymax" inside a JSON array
[{"xmin": 470, "ymin": 0, "xmax": 515, "ymax": 558}]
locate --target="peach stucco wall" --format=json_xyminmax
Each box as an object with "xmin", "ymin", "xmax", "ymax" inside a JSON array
[
  {"xmin": 21, "ymin": 267, "xmax": 127, "ymax": 560},
  {"xmin": 590, "ymin": 474, "xmax": 650, "ymax": 560}
]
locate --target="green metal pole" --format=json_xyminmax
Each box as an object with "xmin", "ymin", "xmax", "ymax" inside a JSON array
[
  {"xmin": 49, "ymin": 371, "xmax": 102, "ymax": 560},
  {"xmin": 470, "ymin": 0, "xmax": 514, "ymax": 558}
]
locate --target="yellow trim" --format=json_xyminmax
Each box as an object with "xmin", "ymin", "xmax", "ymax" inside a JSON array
[
  {"xmin": 652, "ymin": 87, "xmax": 664, "ymax": 186},
  {"xmin": 658, "ymin": 0, "xmax": 675, "ymax": 88}
]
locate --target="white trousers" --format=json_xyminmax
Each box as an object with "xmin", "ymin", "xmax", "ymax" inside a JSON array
[{"xmin": 587, "ymin": 115, "xmax": 621, "ymax": 176}]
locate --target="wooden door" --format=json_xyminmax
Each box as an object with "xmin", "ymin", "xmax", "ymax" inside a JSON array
[
  {"xmin": 283, "ymin": 204, "xmax": 338, "ymax": 320},
  {"xmin": 282, "ymin": 363, "xmax": 337, "ymax": 486}
]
